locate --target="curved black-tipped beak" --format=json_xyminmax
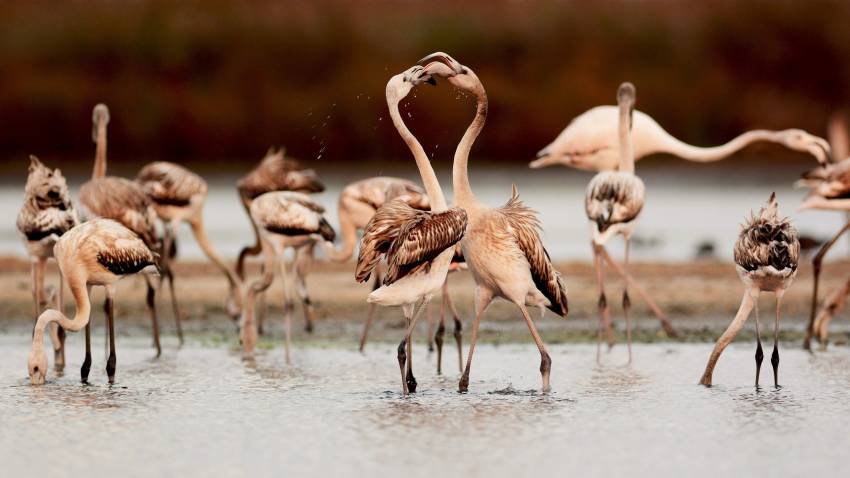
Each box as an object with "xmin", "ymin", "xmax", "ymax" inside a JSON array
[{"xmin": 416, "ymin": 52, "xmax": 465, "ymax": 75}]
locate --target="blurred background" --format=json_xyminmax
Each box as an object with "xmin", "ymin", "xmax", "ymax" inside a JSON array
[{"xmin": 2, "ymin": 0, "xmax": 849, "ymax": 260}]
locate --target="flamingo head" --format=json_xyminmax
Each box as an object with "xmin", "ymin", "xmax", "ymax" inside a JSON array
[
  {"xmin": 25, "ymin": 155, "xmax": 71, "ymax": 207},
  {"xmin": 386, "ymin": 66, "xmax": 428, "ymax": 105},
  {"xmin": 776, "ymin": 129, "xmax": 831, "ymax": 165},
  {"xmin": 92, "ymin": 103, "xmax": 110, "ymax": 142},
  {"xmin": 415, "ymin": 52, "xmax": 482, "ymax": 94}
]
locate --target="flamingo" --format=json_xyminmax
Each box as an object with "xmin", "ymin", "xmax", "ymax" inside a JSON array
[
  {"xmin": 530, "ymin": 106, "xmax": 830, "ymax": 172},
  {"xmin": 354, "ymin": 65, "xmax": 467, "ymax": 395},
  {"xmin": 27, "ymin": 218, "xmax": 159, "ymax": 385},
  {"xmin": 79, "ymin": 103, "xmax": 165, "ymax": 366},
  {"xmin": 135, "ymin": 161, "xmax": 243, "ymax": 336},
  {"xmin": 16, "ymin": 155, "xmax": 79, "ymax": 371},
  {"xmin": 584, "ymin": 82, "xmax": 677, "ymax": 362},
  {"xmin": 239, "ymin": 191, "xmax": 336, "ymax": 362},
  {"xmin": 797, "ymin": 114, "xmax": 850, "ymax": 349},
  {"xmin": 235, "ymin": 148, "xmax": 326, "ymax": 333},
  {"xmin": 699, "ymin": 193, "xmax": 799, "ymax": 387},
  {"xmin": 415, "ymin": 53, "xmax": 568, "ymax": 393},
  {"xmin": 329, "ymin": 177, "xmax": 464, "ymax": 373}
]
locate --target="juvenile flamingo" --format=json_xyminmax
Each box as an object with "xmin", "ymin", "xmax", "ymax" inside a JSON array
[
  {"xmin": 80, "ymin": 103, "xmax": 165, "ymax": 359},
  {"xmin": 27, "ymin": 218, "xmax": 159, "ymax": 385},
  {"xmin": 699, "ymin": 193, "xmax": 799, "ymax": 386},
  {"xmin": 354, "ymin": 65, "xmax": 467, "ymax": 395},
  {"xmin": 415, "ymin": 53, "xmax": 568, "ymax": 393},
  {"xmin": 792, "ymin": 114, "xmax": 850, "ymax": 349},
  {"xmin": 235, "ymin": 148, "xmax": 326, "ymax": 333},
  {"xmin": 530, "ymin": 106, "xmax": 830, "ymax": 172},
  {"xmin": 136, "ymin": 161, "xmax": 243, "ymax": 334},
  {"xmin": 16, "ymin": 155, "xmax": 79, "ymax": 370},
  {"xmin": 239, "ymin": 191, "xmax": 336, "ymax": 362},
  {"xmin": 584, "ymin": 82, "xmax": 663, "ymax": 363}
]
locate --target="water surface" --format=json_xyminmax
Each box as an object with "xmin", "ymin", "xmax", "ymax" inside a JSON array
[{"xmin": 1, "ymin": 336, "xmax": 848, "ymax": 477}]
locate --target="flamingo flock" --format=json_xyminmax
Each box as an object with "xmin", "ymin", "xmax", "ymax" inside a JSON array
[{"xmin": 18, "ymin": 52, "xmax": 846, "ymax": 394}]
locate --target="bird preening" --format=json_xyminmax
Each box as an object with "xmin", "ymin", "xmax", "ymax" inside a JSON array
[{"xmin": 21, "ymin": 52, "xmax": 833, "ymax": 396}]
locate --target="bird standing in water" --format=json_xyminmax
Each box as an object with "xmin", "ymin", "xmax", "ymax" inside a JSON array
[{"xmin": 699, "ymin": 193, "xmax": 799, "ymax": 387}]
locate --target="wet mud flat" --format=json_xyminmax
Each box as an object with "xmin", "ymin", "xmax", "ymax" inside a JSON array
[
  {"xmin": 1, "ymin": 336, "xmax": 849, "ymax": 478},
  {"xmin": 3, "ymin": 257, "xmax": 850, "ymax": 342}
]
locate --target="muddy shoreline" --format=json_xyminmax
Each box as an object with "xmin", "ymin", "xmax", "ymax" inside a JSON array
[{"xmin": 2, "ymin": 256, "xmax": 849, "ymax": 345}]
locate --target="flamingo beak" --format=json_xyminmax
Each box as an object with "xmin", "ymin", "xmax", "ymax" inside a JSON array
[{"xmin": 416, "ymin": 52, "xmax": 466, "ymax": 75}]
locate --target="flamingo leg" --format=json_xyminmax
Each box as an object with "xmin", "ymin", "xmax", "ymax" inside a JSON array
[
  {"xmin": 699, "ymin": 289, "xmax": 756, "ymax": 386},
  {"xmin": 444, "ymin": 281, "xmax": 464, "ymax": 374},
  {"xmin": 623, "ymin": 238, "xmax": 633, "ymax": 364},
  {"xmin": 518, "ymin": 303, "xmax": 553, "ymax": 393},
  {"xmin": 81, "ymin": 285, "xmax": 93, "ymax": 384},
  {"xmin": 162, "ymin": 220, "xmax": 184, "ymax": 345},
  {"xmin": 435, "ymin": 280, "xmax": 448, "ymax": 375},
  {"xmin": 295, "ymin": 245, "xmax": 316, "ymax": 334},
  {"xmin": 397, "ymin": 298, "xmax": 428, "ymax": 395},
  {"xmin": 425, "ymin": 302, "xmax": 434, "ymax": 353},
  {"xmin": 145, "ymin": 276, "xmax": 161, "ymax": 358},
  {"xmin": 596, "ymin": 245, "xmax": 678, "ymax": 338},
  {"xmin": 772, "ymin": 291, "xmax": 783, "ymax": 388},
  {"xmin": 753, "ymin": 291, "xmax": 764, "ymax": 388},
  {"xmin": 804, "ymin": 220, "xmax": 850, "ymax": 350},
  {"xmin": 358, "ymin": 271, "xmax": 382, "ymax": 352},
  {"xmin": 459, "ymin": 286, "xmax": 493, "ymax": 393},
  {"xmin": 29, "ymin": 258, "xmax": 40, "ymax": 327},
  {"xmin": 593, "ymin": 243, "xmax": 613, "ymax": 363},
  {"xmin": 257, "ymin": 286, "xmax": 267, "ymax": 336},
  {"xmin": 105, "ymin": 286, "xmax": 117, "ymax": 384},
  {"xmin": 278, "ymin": 252, "xmax": 294, "ymax": 365},
  {"xmin": 55, "ymin": 268, "xmax": 66, "ymax": 372}
]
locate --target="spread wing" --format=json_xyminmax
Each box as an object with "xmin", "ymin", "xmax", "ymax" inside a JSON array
[
  {"xmin": 502, "ymin": 185, "xmax": 568, "ymax": 316},
  {"xmin": 383, "ymin": 207, "xmax": 467, "ymax": 285}
]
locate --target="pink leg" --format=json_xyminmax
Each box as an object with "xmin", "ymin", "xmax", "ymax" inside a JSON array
[{"xmin": 459, "ymin": 287, "xmax": 493, "ymax": 393}]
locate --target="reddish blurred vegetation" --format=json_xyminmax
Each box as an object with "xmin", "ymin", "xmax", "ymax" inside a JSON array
[{"xmin": 0, "ymin": 0, "xmax": 848, "ymax": 176}]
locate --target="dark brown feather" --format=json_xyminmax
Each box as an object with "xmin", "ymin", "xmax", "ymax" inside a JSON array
[
  {"xmin": 502, "ymin": 186, "xmax": 568, "ymax": 317},
  {"xmin": 79, "ymin": 177, "xmax": 159, "ymax": 250},
  {"xmin": 383, "ymin": 208, "xmax": 467, "ymax": 285},
  {"xmin": 734, "ymin": 194, "xmax": 800, "ymax": 272}
]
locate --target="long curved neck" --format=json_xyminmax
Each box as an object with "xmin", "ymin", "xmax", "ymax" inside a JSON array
[
  {"xmin": 453, "ymin": 85, "xmax": 487, "ymax": 207},
  {"xmin": 388, "ymin": 98, "xmax": 447, "ymax": 212},
  {"xmin": 240, "ymin": 235, "xmax": 277, "ymax": 356},
  {"xmin": 658, "ymin": 129, "xmax": 780, "ymax": 163},
  {"xmin": 327, "ymin": 206, "xmax": 358, "ymax": 262},
  {"xmin": 618, "ymin": 104, "xmax": 634, "ymax": 173},
  {"xmin": 32, "ymin": 281, "xmax": 91, "ymax": 353},
  {"xmin": 190, "ymin": 218, "xmax": 243, "ymax": 308},
  {"xmin": 93, "ymin": 122, "xmax": 107, "ymax": 179}
]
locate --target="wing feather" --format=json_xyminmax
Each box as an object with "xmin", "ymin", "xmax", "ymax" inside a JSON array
[
  {"xmin": 355, "ymin": 201, "xmax": 423, "ymax": 283},
  {"xmin": 383, "ymin": 207, "xmax": 467, "ymax": 285},
  {"xmin": 502, "ymin": 186, "xmax": 569, "ymax": 317}
]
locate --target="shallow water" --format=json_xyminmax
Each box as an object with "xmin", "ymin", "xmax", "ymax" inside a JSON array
[{"xmin": 1, "ymin": 335, "xmax": 849, "ymax": 477}]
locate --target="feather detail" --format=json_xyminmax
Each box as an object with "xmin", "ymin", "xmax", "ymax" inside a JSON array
[
  {"xmin": 500, "ymin": 188, "xmax": 568, "ymax": 317},
  {"xmin": 136, "ymin": 162, "xmax": 207, "ymax": 206},
  {"xmin": 734, "ymin": 193, "xmax": 800, "ymax": 272}
]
